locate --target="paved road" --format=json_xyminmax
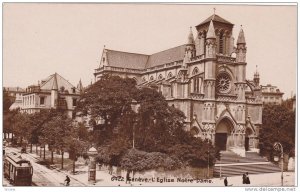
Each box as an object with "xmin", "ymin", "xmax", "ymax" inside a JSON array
[{"xmin": 5, "ymin": 147, "xmax": 87, "ymax": 186}]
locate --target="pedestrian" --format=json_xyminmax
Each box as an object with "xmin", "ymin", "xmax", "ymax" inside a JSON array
[
  {"xmin": 245, "ymin": 172, "xmax": 250, "ymax": 184},
  {"xmin": 108, "ymin": 165, "xmax": 113, "ymax": 175},
  {"xmin": 126, "ymin": 170, "xmax": 131, "ymax": 184},
  {"xmin": 65, "ymin": 175, "xmax": 71, "ymax": 186},
  {"xmin": 224, "ymin": 177, "xmax": 228, "ymax": 186},
  {"xmin": 97, "ymin": 162, "xmax": 102, "ymax": 171},
  {"xmin": 242, "ymin": 173, "xmax": 246, "ymax": 184}
]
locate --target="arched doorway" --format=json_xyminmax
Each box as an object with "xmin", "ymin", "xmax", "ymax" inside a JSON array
[{"xmin": 215, "ymin": 118, "xmax": 234, "ymax": 151}]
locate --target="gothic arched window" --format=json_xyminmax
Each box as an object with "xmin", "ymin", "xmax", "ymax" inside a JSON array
[
  {"xmin": 219, "ymin": 31, "xmax": 224, "ymax": 54},
  {"xmin": 158, "ymin": 74, "xmax": 163, "ymax": 80},
  {"xmin": 167, "ymin": 72, "xmax": 173, "ymax": 79},
  {"xmin": 150, "ymin": 76, "xmax": 154, "ymax": 81},
  {"xmin": 192, "ymin": 67, "xmax": 200, "ymax": 93}
]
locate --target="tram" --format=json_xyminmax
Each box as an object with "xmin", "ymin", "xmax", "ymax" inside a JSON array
[{"xmin": 4, "ymin": 153, "xmax": 33, "ymax": 186}]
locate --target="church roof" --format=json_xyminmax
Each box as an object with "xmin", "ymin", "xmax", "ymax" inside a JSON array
[
  {"xmin": 196, "ymin": 14, "xmax": 233, "ymax": 27},
  {"xmin": 104, "ymin": 45, "xmax": 186, "ymax": 69},
  {"xmin": 106, "ymin": 49, "xmax": 148, "ymax": 69},
  {"xmin": 40, "ymin": 73, "xmax": 79, "ymax": 93},
  {"xmin": 146, "ymin": 45, "xmax": 186, "ymax": 68}
]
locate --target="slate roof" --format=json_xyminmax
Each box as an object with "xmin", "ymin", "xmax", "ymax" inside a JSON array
[
  {"xmin": 146, "ymin": 45, "xmax": 186, "ymax": 68},
  {"xmin": 196, "ymin": 14, "xmax": 233, "ymax": 27},
  {"xmin": 104, "ymin": 45, "xmax": 186, "ymax": 69},
  {"xmin": 106, "ymin": 49, "xmax": 149, "ymax": 69},
  {"xmin": 40, "ymin": 73, "xmax": 79, "ymax": 93}
]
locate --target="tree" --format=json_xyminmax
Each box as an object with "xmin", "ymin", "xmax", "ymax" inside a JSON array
[
  {"xmin": 77, "ymin": 75, "xmax": 218, "ymax": 170},
  {"xmin": 3, "ymin": 109, "xmax": 18, "ymax": 140},
  {"xmin": 76, "ymin": 74, "xmax": 137, "ymax": 143},
  {"xmin": 3, "ymin": 89, "xmax": 14, "ymax": 112},
  {"xmin": 42, "ymin": 111, "xmax": 75, "ymax": 169},
  {"xmin": 259, "ymin": 104, "xmax": 295, "ymax": 159}
]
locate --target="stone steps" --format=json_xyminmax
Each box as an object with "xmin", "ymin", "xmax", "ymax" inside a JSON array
[
  {"xmin": 213, "ymin": 151, "xmax": 280, "ymax": 178},
  {"xmin": 213, "ymin": 163, "xmax": 281, "ymax": 177}
]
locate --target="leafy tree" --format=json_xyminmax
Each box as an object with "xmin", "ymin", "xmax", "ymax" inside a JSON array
[
  {"xmin": 27, "ymin": 109, "xmax": 57, "ymax": 154},
  {"xmin": 259, "ymin": 104, "xmax": 295, "ymax": 159},
  {"xmin": 42, "ymin": 111, "xmax": 75, "ymax": 169},
  {"xmin": 77, "ymin": 75, "xmax": 217, "ymax": 170},
  {"xmin": 3, "ymin": 90, "xmax": 14, "ymax": 112},
  {"xmin": 76, "ymin": 74, "xmax": 137, "ymax": 140},
  {"xmin": 3, "ymin": 109, "xmax": 19, "ymax": 140}
]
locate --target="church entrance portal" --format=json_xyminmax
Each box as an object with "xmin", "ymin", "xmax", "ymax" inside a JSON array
[
  {"xmin": 215, "ymin": 118, "xmax": 234, "ymax": 151},
  {"xmin": 245, "ymin": 128, "xmax": 253, "ymax": 151},
  {"xmin": 215, "ymin": 133, "xmax": 227, "ymax": 150},
  {"xmin": 245, "ymin": 137, "xmax": 249, "ymax": 151}
]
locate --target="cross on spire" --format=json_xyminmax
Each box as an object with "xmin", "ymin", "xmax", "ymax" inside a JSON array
[{"xmin": 213, "ymin": 7, "xmax": 216, "ymax": 15}]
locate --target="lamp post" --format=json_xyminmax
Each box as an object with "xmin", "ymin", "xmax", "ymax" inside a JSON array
[
  {"xmin": 130, "ymin": 99, "xmax": 140, "ymax": 149},
  {"xmin": 273, "ymin": 142, "xmax": 284, "ymax": 186},
  {"xmin": 87, "ymin": 146, "xmax": 98, "ymax": 183},
  {"xmin": 207, "ymin": 139, "xmax": 210, "ymax": 178}
]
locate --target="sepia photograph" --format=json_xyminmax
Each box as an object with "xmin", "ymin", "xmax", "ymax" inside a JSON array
[{"xmin": 1, "ymin": 2, "xmax": 297, "ymax": 191}]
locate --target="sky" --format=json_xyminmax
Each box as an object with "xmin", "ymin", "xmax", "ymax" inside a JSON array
[{"xmin": 3, "ymin": 3, "xmax": 297, "ymax": 99}]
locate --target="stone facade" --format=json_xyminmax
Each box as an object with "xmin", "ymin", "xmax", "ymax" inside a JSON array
[
  {"xmin": 21, "ymin": 73, "xmax": 82, "ymax": 118},
  {"xmin": 94, "ymin": 14, "xmax": 263, "ymax": 155}
]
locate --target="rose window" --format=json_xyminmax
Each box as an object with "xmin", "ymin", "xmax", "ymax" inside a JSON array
[{"xmin": 216, "ymin": 73, "xmax": 231, "ymax": 93}]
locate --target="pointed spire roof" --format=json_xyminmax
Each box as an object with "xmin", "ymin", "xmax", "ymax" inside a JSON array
[
  {"xmin": 51, "ymin": 73, "xmax": 58, "ymax": 90},
  {"xmin": 196, "ymin": 14, "xmax": 233, "ymax": 27},
  {"xmin": 206, "ymin": 20, "xmax": 216, "ymax": 39},
  {"xmin": 187, "ymin": 27, "xmax": 195, "ymax": 45},
  {"xmin": 77, "ymin": 79, "xmax": 84, "ymax": 92},
  {"xmin": 254, "ymin": 65, "xmax": 259, "ymax": 77},
  {"xmin": 237, "ymin": 26, "xmax": 246, "ymax": 44}
]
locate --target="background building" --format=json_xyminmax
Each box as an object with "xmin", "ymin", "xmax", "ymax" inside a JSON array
[
  {"xmin": 94, "ymin": 13, "xmax": 265, "ymax": 155},
  {"xmin": 3, "ymin": 87, "xmax": 25, "ymax": 110},
  {"xmin": 261, "ymin": 84, "xmax": 284, "ymax": 105},
  {"xmin": 21, "ymin": 73, "xmax": 82, "ymax": 118}
]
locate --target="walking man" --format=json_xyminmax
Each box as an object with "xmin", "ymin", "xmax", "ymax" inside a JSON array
[
  {"xmin": 242, "ymin": 173, "xmax": 246, "ymax": 184},
  {"xmin": 65, "ymin": 175, "xmax": 71, "ymax": 186},
  {"xmin": 245, "ymin": 172, "xmax": 250, "ymax": 184},
  {"xmin": 224, "ymin": 177, "xmax": 228, "ymax": 186}
]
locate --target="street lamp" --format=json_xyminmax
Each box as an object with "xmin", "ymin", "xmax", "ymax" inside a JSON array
[
  {"xmin": 130, "ymin": 99, "xmax": 140, "ymax": 149},
  {"xmin": 273, "ymin": 142, "xmax": 284, "ymax": 186},
  {"xmin": 87, "ymin": 146, "xmax": 98, "ymax": 184},
  {"xmin": 206, "ymin": 139, "xmax": 210, "ymax": 178}
]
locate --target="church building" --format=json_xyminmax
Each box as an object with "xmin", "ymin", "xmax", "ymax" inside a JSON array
[{"xmin": 94, "ymin": 14, "xmax": 263, "ymax": 156}]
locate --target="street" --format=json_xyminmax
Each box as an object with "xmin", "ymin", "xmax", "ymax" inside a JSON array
[{"xmin": 3, "ymin": 146, "xmax": 295, "ymax": 187}]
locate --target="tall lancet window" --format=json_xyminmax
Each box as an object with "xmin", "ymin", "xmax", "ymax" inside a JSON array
[
  {"xmin": 219, "ymin": 31, "xmax": 224, "ymax": 54},
  {"xmin": 192, "ymin": 68, "xmax": 200, "ymax": 93}
]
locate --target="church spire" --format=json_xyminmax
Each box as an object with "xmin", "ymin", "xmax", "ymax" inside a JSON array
[
  {"xmin": 51, "ymin": 73, "xmax": 58, "ymax": 90},
  {"xmin": 237, "ymin": 25, "xmax": 246, "ymax": 45},
  {"xmin": 207, "ymin": 20, "xmax": 216, "ymax": 39},
  {"xmin": 77, "ymin": 79, "xmax": 84, "ymax": 94},
  {"xmin": 187, "ymin": 26, "xmax": 195, "ymax": 45}
]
